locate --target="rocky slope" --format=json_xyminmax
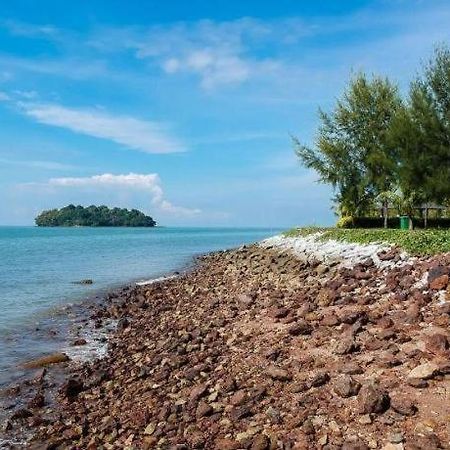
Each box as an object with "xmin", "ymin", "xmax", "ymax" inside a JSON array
[{"xmin": 1, "ymin": 238, "xmax": 450, "ymax": 449}]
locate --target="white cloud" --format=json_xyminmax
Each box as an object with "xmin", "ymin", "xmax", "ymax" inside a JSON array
[
  {"xmin": 19, "ymin": 102, "xmax": 185, "ymax": 154},
  {"xmin": 1, "ymin": 19, "xmax": 58, "ymax": 38},
  {"xmin": 0, "ymin": 158, "xmax": 77, "ymax": 171},
  {"xmin": 0, "ymin": 91, "xmax": 10, "ymax": 101},
  {"xmin": 46, "ymin": 173, "xmax": 201, "ymax": 216},
  {"xmin": 90, "ymin": 18, "xmax": 279, "ymax": 90}
]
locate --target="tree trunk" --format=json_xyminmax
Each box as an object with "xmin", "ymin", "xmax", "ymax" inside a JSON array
[
  {"xmin": 424, "ymin": 207, "xmax": 428, "ymax": 229},
  {"xmin": 383, "ymin": 200, "xmax": 388, "ymax": 229},
  {"xmin": 409, "ymin": 216, "xmax": 414, "ymax": 230}
]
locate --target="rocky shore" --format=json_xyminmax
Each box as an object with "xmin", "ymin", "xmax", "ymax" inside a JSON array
[{"xmin": 1, "ymin": 236, "xmax": 450, "ymax": 449}]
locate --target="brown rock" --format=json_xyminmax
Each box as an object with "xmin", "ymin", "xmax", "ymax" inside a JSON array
[
  {"xmin": 268, "ymin": 306, "xmax": 289, "ymax": 319},
  {"xmin": 428, "ymin": 264, "xmax": 449, "ymax": 287},
  {"xmin": 215, "ymin": 438, "xmax": 240, "ymax": 450},
  {"xmin": 309, "ymin": 371, "xmax": 330, "ymax": 387},
  {"xmin": 342, "ymin": 440, "xmax": 369, "ymax": 450},
  {"xmin": 321, "ymin": 313, "xmax": 340, "ymax": 326},
  {"xmin": 230, "ymin": 390, "xmax": 247, "ymax": 406},
  {"xmin": 333, "ymin": 375, "xmax": 361, "ymax": 398},
  {"xmin": 390, "ymin": 395, "xmax": 417, "ymax": 416},
  {"xmin": 357, "ymin": 383, "xmax": 390, "ymax": 414},
  {"xmin": 10, "ymin": 408, "xmax": 33, "ymax": 420},
  {"xmin": 430, "ymin": 274, "xmax": 449, "ymax": 290},
  {"xmin": 407, "ymin": 378, "xmax": 428, "ymax": 388},
  {"xmin": 22, "ymin": 353, "xmax": 70, "ymax": 369},
  {"xmin": 334, "ymin": 337, "xmax": 357, "ymax": 355},
  {"xmin": 425, "ymin": 333, "xmax": 449, "ymax": 355},
  {"xmin": 196, "ymin": 401, "xmax": 213, "ymax": 418},
  {"xmin": 27, "ymin": 392, "xmax": 45, "ymax": 408},
  {"xmin": 60, "ymin": 378, "xmax": 84, "ymax": 400},
  {"xmin": 190, "ymin": 383, "xmax": 208, "ymax": 401},
  {"xmin": 265, "ymin": 365, "xmax": 292, "ymax": 381},
  {"xmin": 251, "ymin": 434, "xmax": 270, "ymax": 450},
  {"xmin": 288, "ymin": 320, "xmax": 312, "ymax": 336}
]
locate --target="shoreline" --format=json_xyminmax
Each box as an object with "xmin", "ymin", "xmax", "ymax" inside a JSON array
[{"xmin": 1, "ymin": 237, "xmax": 449, "ymax": 448}]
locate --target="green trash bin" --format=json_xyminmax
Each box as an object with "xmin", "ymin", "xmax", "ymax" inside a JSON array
[{"xmin": 400, "ymin": 216, "xmax": 409, "ymax": 230}]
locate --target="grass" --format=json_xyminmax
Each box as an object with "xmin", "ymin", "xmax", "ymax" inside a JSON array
[{"xmin": 283, "ymin": 227, "xmax": 450, "ymax": 256}]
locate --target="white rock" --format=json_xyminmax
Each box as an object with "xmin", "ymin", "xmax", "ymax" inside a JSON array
[{"xmin": 407, "ymin": 362, "xmax": 439, "ymax": 380}]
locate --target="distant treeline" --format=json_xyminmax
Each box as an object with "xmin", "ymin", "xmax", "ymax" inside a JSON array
[
  {"xmin": 294, "ymin": 44, "xmax": 450, "ymax": 228},
  {"xmin": 35, "ymin": 205, "xmax": 156, "ymax": 227}
]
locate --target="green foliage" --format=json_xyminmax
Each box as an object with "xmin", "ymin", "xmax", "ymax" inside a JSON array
[
  {"xmin": 336, "ymin": 216, "xmax": 355, "ymax": 228},
  {"xmin": 294, "ymin": 73, "xmax": 401, "ymax": 217},
  {"xmin": 284, "ymin": 227, "xmax": 450, "ymax": 255},
  {"xmin": 294, "ymin": 45, "xmax": 450, "ymax": 223},
  {"xmin": 35, "ymin": 205, "xmax": 156, "ymax": 227},
  {"xmin": 389, "ymin": 45, "xmax": 450, "ymax": 205}
]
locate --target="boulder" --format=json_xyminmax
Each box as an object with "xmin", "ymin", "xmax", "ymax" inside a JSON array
[
  {"xmin": 407, "ymin": 362, "xmax": 439, "ymax": 380},
  {"xmin": 22, "ymin": 353, "xmax": 70, "ymax": 369},
  {"xmin": 357, "ymin": 383, "xmax": 390, "ymax": 414},
  {"xmin": 333, "ymin": 375, "xmax": 361, "ymax": 398}
]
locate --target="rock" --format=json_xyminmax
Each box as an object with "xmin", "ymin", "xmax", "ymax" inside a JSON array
[
  {"xmin": 341, "ymin": 439, "xmax": 369, "ymax": 450},
  {"xmin": 333, "ymin": 375, "xmax": 361, "ymax": 398},
  {"xmin": 428, "ymin": 265, "xmax": 449, "ymax": 286},
  {"xmin": 429, "ymin": 274, "xmax": 449, "ymax": 290},
  {"xmin": 10, "ymin": 408, "xmax": 33, "ymax": 420},
  {"xmin": 144, "ymin": 422, "xmax": 156, "ymax": 435},
  {"xmin": 22, "ymin": 353, "xmax": 70, "ymax": 369},
  {"xmin": 71, "ymin": 338, "xmax": 87, "ymax": 346},
  {"xmin": 196, "ymin": 401, "xmax": 213, "ymax": 418},
  {"xmin": 334, "ymin": 337, "xmax": 357, "ymax": 355},
  {"xmin": 251, "ymin": 434, "xmax": 270, "ymax": 450},
  {"xmin": 358, "ymin": 383, "xmax": 390, "ymax": 414},
  {"xmin": 266, "ymin": 406, "xmax": 281, "ymax": 423},
  {"xmin": 407, "ymin": 362, "xmax": 439, "ymax": 380},
  {"xmin": 230, "ymin": 405, "xmax": 252, "ymax": 421},
  {"xmin": 265, "ymin": 365, "xmax": 292, "ymax": 381},
  {"xmin": 215, "ymin": 438, "xmax": 240, "ymax": 450},
  {"xmin": 288, "ymin": 320, "xmax": 312, "ymax": 336},
  {"xmin": 60, "ymin": 378, "xmax": 84, "ymax": 400},
  {"xmin": 237, "ymin": 293, "xmax": 255, "ymax": 308},
  {"xmin": 268, "ymin": 307, "xmax": 289, "ymax": 319},
  {"xmin": 341, "ymin": 362, "xmax": 364, "ymax": 375},
  {"xmin": 407, "ymin": 378, "xmax": 429, "ymax": 388},
  {"xmin": 425, "ymin": 334, "xmax": 449, "ymax": 355},
  {"xmin": 189, "ymin": 384, "xmax": 208, "ymax": 401},
  {"xmin": 230, "ymin": 390, "xmax": 247, "ymax": 406},
  {"xmin": 73, "ymin": 279, "xmax": 93, "ymax": 285},
  {"xmin": 390, "ymin": 395, "xmax": 417, "ymax": 416},
  {"xmin": 408, "ymin": 433, "xmax": 442, "ymax": 449},
  {"xmin": 388, "ymin": 432, "xmax": 404, "ymax": 444},
  {"xmin": 309, "ymin": 371, "xmax": 329, "ymax": 387},
  {"xmin": 382, "ymin": 444, "xmax": 403, "ymax": 450},
  {"xmin": 117, "ymin": 317, "xmax": 130, "ymax": 331},
  {"xmin": 27, "ymin": 393, "xmax": 45, "ymax": 409}
]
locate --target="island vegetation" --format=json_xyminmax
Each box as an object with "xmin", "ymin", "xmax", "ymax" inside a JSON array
[
  {"xmin": 35, "ymin": 205, "xmax": 156, "ymax": 227},
  {"xmin": 294, "ymin": 45, "xmax": 450, "ymax": 229}
]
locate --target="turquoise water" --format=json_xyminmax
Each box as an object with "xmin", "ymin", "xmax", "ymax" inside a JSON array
[{"xmin": 0, "ymin": 226, "xmax": 280, "ymax": 385}]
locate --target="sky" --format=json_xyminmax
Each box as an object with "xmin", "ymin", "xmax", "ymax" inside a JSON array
[{"xmin": 0, "ymin": 0, "xmax": 449, "ymax": 227}]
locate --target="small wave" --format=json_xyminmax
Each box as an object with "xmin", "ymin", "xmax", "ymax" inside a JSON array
[{"xmin": 135, "ymin": 274, "xmax": 177, "ymax": 286}]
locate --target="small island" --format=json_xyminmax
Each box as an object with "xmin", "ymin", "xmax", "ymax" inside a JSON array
[{"xmin": 35, "ymin": 205, "xmax": 156, "ymax": 227}]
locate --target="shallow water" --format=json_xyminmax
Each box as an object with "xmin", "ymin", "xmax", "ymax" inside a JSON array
[{"xmin": 0, "ymin": 226, "xmax": 280, "ymax": 386}]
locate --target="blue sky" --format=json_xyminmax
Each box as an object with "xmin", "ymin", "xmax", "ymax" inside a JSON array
[{"xmin": 0, "ymin": 0, "xmax": 449, "ymax": 226}]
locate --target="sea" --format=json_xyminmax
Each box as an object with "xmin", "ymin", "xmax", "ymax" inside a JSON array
[{"xmin": 0, "ymin": 226, "xmax": 281, "ymax": 387}]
